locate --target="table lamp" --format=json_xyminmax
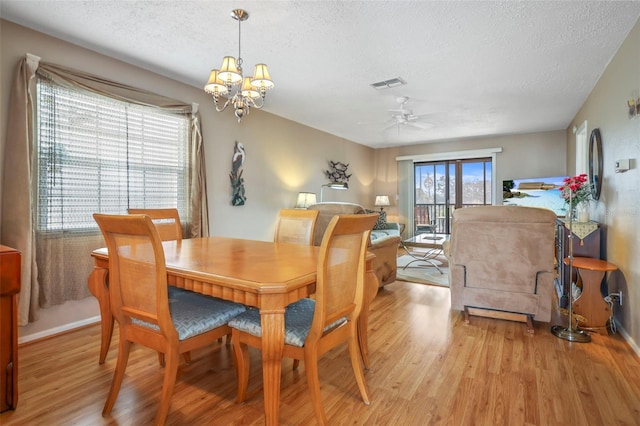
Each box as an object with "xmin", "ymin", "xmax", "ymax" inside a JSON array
[
  {"xmin": 295, "ymin": 192, "xmax": 317, "ymax": 209},
  {"xmin": 374, "ymin": 195, "xmax": 390, "ymax": 212}
]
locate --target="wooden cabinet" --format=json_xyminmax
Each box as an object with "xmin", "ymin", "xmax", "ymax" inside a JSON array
[
  {"xmin": 0, "ymin": 245, "xmax": 21, "ymax": 412},
  {"xmin": 555, "ymin": 219, "xmax": 601, "ymax": 308}
]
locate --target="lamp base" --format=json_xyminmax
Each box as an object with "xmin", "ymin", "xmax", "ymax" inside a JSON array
[{"xmin": 550, "ymin": 325, "xmax": 591, "ymax": 342}]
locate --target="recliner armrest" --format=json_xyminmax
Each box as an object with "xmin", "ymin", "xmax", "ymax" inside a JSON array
[
  {"xmin": 442, "ymin": 239, "xmax": 451, "ymax": 258},
  {"xmin": 384, "ymin": 222, "xmax": 400, "ymax": 231}
]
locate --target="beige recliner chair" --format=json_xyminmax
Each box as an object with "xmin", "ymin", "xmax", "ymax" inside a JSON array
[{"xmin": 446, "ymin": 205, "xmax": 557, "ymax": 333}]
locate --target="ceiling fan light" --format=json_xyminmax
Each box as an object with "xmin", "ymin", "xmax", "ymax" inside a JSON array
[
  {"xmin": 241, "ymin": 76, "xmax": 261, "ymax": 99},
  {"xmin": 251, "ymin": 64, "xmax": 274, "ymax": 90},
  {"xmin": 204, "ymin": 70, "xmax": 229, "ymax": 95},
  {"xmin": 218, "ymin": 56, "xmax": 242, "ymax": 84}
]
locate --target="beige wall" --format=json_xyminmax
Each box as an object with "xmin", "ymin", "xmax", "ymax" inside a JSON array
[
  {"xmin": 0, "ymin": 20, "xmax": 374, "ymax": 339},
  {"xmin": 567, "ymin": 19, "xmax": 640, "ymax": 351}
]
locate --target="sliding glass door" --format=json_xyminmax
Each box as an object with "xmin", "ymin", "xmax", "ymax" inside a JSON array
[{"xmin": 414, "ymin": 158, "xmax": 492, "ymax": 234}]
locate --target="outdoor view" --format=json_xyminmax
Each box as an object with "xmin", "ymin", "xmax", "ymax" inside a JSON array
[{"xmin": 414, "ymin": 159, "xmax": 492, "ymax": 233}]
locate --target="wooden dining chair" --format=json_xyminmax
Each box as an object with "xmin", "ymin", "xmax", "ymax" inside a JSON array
[
  {"xmin": 94, "ymin": 208, "xmax": 184, "ymax": 365},
  {"xmin": 127, "ymin": 208, "xmax": 182, "ymax": 242},
  {"xmin": 274, "ymin": 208, "xmax": 319, "ymax": 245},
  {"xmin": 93, "ymin": 213, "xmax": 246, "ymax": 425},
  {"xmin": 230, "ymin": 213, "xmax": 379, "ymax": 425},
  {"xmin": 128, "ymin": 208, "xmax": 199, "ymax": 364}
]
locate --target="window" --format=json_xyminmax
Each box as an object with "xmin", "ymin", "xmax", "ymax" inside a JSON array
[
  {"xmin": 36, "ymin": 77, "xmax": 190, "ymax": 233},
  {"xmin": 414, "ymin": 158, "xmax": 492, "ymax": 234},
  {"xmin": 575, "ymin": 121, "xmax": 588, "ymax": 175}
]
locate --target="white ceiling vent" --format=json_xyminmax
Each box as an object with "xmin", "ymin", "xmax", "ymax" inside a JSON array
[{"xmin": 370, "ymin": 77, "xmax": 407, "ymax": 90}]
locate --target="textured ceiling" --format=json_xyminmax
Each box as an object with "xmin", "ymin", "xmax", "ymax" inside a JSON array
[{"xmin": 2, "ymin": 1, "xmax": 639, "ymax": 148}]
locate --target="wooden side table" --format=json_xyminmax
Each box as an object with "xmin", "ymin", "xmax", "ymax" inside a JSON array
[{"xmin": 565, "ymin": 256, "xmax": 618, "ymax": 334}]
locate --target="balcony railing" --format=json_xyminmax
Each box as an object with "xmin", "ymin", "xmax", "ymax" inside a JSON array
[{"xmin": 414, "ymin": 203, "xmax": 479, "ymax": 235}]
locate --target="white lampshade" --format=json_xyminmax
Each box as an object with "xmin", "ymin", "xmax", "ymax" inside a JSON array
[
  {"xmin": 251, "ymin": 64, "xmax": 275, "ymax": 90},
  {"xmin": 218, "ymin": 56, "xmax": 242, "ymax": 84},
  {"xmin": 374, "ymin": 195, "xmax": 390, "ymax": 207},
  {"xmin": 295, "ymin": 192, "xmax": 317, "ymax": 209},
  {"xmin": 204, "ymin": 70, "xmax": 229, "ymax": 95},
  {"xmin": 241, "ymin": 76, "xmax": 261, "ymax": 99}
]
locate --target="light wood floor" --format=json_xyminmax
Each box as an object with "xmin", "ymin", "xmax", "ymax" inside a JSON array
[{"xmin": 2, "ymin": 281, "xmax": 640, "ymax": 425}]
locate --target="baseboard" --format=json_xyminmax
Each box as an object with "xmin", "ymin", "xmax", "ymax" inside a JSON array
[
  {"xmin": 616, "ymin": 320, "xmax": 640, "ymax": 358},
  {"xmin": 18, "ymin": 316, "xmax": 101, "ymax": 345}
]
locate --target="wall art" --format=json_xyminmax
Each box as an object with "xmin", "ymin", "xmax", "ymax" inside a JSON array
[
  {"xmin": 324, "ymin": 160, "xmax": 351, "ymax": 184},
  {"xmin": 230, "ymin": 141, "xmax": 246, "ymax": 206},
  {"xmin": 628, "ymin": 89, "xmax": 639, "ymax": 119}
]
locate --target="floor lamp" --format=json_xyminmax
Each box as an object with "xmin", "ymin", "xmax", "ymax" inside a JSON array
[
  {"xmin": 551, "ymin": 188, "xmax": 591, "ymax": 342},
  {"xmin": 320, "ymin": 182, "xmax": 348, "ymax": 202}
]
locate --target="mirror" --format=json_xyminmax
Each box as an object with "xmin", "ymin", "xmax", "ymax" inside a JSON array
[{"xmin": 588, "ymin": 128, "xmax": 603, "ymax": 200}]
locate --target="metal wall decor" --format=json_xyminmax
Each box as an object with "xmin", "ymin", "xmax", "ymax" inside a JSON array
[
  {"xmin": 230, "ymin": 141, "xmax": 246, "ymax": 206},
  {"xmin": 324, "ymin": 161, "xmax": 351, "ymax": 184}
]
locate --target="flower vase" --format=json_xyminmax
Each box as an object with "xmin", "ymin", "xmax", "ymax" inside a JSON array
[{"xmin": 576, "ymin": 203, "xmax": 590, "ymax": 223}]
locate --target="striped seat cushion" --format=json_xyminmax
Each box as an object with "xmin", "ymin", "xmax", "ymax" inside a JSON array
[
  {"xmin": 228, "ymin": 298, "xmax": 347, "ymax": 347},
  {"xmin": 132, "ymin": 287, "xmax": 246, "ymax": 341}
]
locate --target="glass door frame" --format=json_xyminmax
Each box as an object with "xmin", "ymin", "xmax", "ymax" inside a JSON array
[
  {"xmin": 396, "ymin": 147, "xmax": 501, "ymax": 239},
  {"xmin": 414, "ymin": 157, "xmax": 493, "ymax": 235}
]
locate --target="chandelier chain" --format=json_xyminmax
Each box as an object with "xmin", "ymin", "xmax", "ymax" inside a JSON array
[{"xmin": 237, "ymin": 16, "xmax": 243, "ymax": 70}]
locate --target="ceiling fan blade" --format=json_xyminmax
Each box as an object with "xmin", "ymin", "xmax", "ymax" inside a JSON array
[
  {"xmin": 388, "ymin": 108, "xmax": 413, "ymax": 115},
  {"xmin": 413, "ymin": 113, "xmax": 438, "ymax": 120},
  {"xmin": 406, "ymin": 121, "xmax": 433, "ymax": 130}
]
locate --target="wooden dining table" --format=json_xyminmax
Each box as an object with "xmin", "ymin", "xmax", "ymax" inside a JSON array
[{"xmin": 88, "ymin": 236, "xmax": 377, "ymax": 425}]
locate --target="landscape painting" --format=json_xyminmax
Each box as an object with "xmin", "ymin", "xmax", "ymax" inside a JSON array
[{"xmin": 502, "ymin": 176, "xmax": 569, "ymax": 216}]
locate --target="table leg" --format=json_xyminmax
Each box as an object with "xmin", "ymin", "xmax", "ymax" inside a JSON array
[
  {"xmin": 399, "ymin": 240, "xmax": 444, "ymax": 274},
  {"xmin": 87, "ymin": 267, "xmax": 112, "ymax": 364},
  {"xmin": 260, "ymin": 307, "xmax": 285, "ymax": 426}
]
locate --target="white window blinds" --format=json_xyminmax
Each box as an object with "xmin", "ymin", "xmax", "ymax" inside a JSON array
[{"xmin": 36, "ymin": 77, "xmax": 190, "ymax": 232}]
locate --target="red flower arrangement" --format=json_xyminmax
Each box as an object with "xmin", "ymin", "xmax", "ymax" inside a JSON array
[{"xmin": 559, "ymin": 173, "xmax": 593, "ymax": 208}]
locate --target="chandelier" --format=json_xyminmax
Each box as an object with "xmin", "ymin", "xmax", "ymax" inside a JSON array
[{"xmin": 204, "ymin": 9, "xmax": 274, "ymax": 122}]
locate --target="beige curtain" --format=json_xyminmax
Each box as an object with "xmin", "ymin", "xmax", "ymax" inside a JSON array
[
  {"xmin": 189, "ymin": 104, "xmax": 210, "ymax": 238},
  {"xmin": 1, "ymin": 54, "xmax": 40, "ymax": 325},
  {"xmin": 1, "ymin": 56, "xmax": 209, "ymax": 325},
  {"xmin": 397, "ymin": 160, "xmax": 414, "ymax": 237}
]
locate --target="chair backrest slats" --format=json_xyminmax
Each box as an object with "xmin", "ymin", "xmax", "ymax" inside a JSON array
[
  {"xmin": 310, "ymin": 213, "xmax": 378, "ymax": 342},
  {"xmin": 274, "ymin": 209, "xmax": 319, "ymax": 245},
  {"xmin": 94, "ymin": 213, "xmax": 176, "ymax": 339},
  {"xmin": 127, "ymin": 208, "xmax": 183, "ymax": 242}
]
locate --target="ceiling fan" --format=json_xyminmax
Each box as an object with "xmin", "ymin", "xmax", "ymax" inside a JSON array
[{"xmin": 384, "ymin": 96, "xmax": 433, "ymax": 132}]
